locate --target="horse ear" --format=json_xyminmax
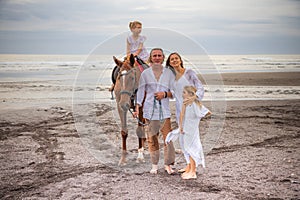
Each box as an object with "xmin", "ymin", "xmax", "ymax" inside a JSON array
[
  {"xmin": 129, "ymin": 54, "xmax": 135, "ymax": 67},
  {"xmin": 113, "ymin": 56, "xmax": 123, "ymax": 67}
]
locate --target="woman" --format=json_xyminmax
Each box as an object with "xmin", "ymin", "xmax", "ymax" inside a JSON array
[{"xmin": 166, "ymin": 52, "xmax": 210, "ymax": 173}]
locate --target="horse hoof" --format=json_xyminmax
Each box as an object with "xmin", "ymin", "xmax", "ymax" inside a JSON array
[
  {"xmin": 136, "ymin": 158, "xmax": 145, "ymax": 163},
  {"xmin": 118, "ymin": 160, "xmax": 127, "ymax": 166},
  {"xmin": 136, "ymin": 149, "xmax": 145, "ymax": 163}
]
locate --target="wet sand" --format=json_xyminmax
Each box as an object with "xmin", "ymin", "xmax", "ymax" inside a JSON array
[
  {"xmin": 200, "ymin": 71, "xmax": 300, "ymax": 86},
  {"xmin": 0, "ymin": 72, "xmax": 299, "ymax": 199}
]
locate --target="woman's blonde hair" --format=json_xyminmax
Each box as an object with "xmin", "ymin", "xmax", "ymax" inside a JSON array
[
  {"xmin": 184, "ymin": 85, "xmax": 202, "ymax": 107},
  {"xmin": 129, "ymin": 21, "xmax": 142, "ymax": 30}
]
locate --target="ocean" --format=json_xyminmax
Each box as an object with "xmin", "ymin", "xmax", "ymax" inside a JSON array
[{"xmin": 0, "ymin": 54, "xmax": 299, "ymax": 109}]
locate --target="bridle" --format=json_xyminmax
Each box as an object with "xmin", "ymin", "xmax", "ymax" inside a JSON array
[
  {"xmin": 118, "ymin": 67, "xmax": 137, "ymax": 98},
  {"xmin": 118, "ymin": 66, "xmax": 149, "ymax": 126}
]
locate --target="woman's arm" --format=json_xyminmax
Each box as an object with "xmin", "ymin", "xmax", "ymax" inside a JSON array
[{"xmin": 187, "ymin": 69, "xmax": 204, "ymax": 100}]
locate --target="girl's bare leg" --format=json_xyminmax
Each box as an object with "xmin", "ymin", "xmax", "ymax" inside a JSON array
[{"xmin": 182, "ymin": 158, "xmax": 197, "ymax": 179}]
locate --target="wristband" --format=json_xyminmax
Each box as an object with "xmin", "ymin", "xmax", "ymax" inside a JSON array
[{"xmin": 164, "ymin": 91, "xmax": 168, "ymax": 98}]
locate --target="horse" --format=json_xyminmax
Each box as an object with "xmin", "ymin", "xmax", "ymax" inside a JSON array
[{"xmin": 113, "ymin": 54, "xmax": 146, "ymax": 166}]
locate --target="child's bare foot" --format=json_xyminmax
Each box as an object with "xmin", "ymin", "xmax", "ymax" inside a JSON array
[
  {"xmin": 181, "ymin": 172, "xmax": 197, "ymax": 179},
  {"xmin": 108, "ymin": 84, "xmax": 115, "ymax": 92}
]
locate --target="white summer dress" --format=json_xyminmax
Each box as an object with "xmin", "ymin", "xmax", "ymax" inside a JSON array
[
  {"xmin": 180, "ymin": 102, "xmax": 208, "ymax": 167},
  {"xmin": 127, "ymin": 35, "xmax": 149, "ymax": 61}
]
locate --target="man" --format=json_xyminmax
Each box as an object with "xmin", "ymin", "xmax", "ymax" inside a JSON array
[{"xmin": 134, "ymin": 48, "xmax": 175, "ymax": 174}]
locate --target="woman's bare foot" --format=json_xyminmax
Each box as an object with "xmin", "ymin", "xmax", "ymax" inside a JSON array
[
  {"xmin": 178, "ymin": 164, "xmax": 191, "ymax": 173},
  {"xmin": 178, "ymin": 168, "xmax": 186, "ymax": 173}
]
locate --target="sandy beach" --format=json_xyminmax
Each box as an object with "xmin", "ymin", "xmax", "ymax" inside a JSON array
[{"xmin": 0, "ymin": 71, "xmax": 299, "ymax": 199}]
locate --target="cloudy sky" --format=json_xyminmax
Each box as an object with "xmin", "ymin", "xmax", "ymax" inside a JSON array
[{"xmin": 0, "ymin": 0, "xmax": 299, "ymax": 54}]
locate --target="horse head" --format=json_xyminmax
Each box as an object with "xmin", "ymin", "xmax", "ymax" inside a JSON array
[{"xmin": 113, "ymin": 54, "xmax": 137, "ymax": 112}]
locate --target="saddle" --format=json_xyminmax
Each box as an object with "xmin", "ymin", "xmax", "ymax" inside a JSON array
[{"xmin": 110, "ymin": 56, "xmax": 149, "ymax": 89}]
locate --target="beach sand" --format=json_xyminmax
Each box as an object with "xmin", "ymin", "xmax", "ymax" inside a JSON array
[
  {"xmin": 0, "ymin": 72, "xmax": 299, "ymax": 199},
  {"xmin": 200, "ymin": 71, "xmax": 300, "ymax": 86}
]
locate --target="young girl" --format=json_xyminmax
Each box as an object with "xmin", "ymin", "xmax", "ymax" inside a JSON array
[
  {"xmin": 179, "ymin": 85, "xmax": 210, "ymax": 179},
  {"xmin": 127, "ymin": 21, "xmax": 149, "ymax": 62},
  {"xmin": 109, "ymin": 21, "xmax": 149, "ymax": 92}
]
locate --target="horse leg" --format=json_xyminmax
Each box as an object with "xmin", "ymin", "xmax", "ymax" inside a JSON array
[
  {"xmin": 119, "ymin": 130, "xmax": 128, "ymax": 166},
  {"xmin": 136, "ymin": 106, "xmax": 146, "ymax": 163},
  {"xmin": 118, "ymin": 105, "xmax": 128, "ymax": 166}
]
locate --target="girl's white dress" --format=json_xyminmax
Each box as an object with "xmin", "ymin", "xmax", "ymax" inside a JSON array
[
  {"xmin": 181, "ymin": 102, "xmax": 208, "ymax": 167},
  {"xmin": 127, "ymin": 35, "xmax": 149, "ymax": 61}
]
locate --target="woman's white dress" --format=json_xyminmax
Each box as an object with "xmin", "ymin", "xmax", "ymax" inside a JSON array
[
  {"xmin": 172, "ymin": 69, "xmax": 205, "ymax": 123},
  {"xmin": 171, "ymin": 68, "xmax": 209, "ymax": 167}
]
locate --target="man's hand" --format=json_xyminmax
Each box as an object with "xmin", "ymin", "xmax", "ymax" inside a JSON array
[
  {"xmin": 154, "ymin": 91, "xmax": 165, "ymax": 101},
  {"xmin": 180, "ymin": 127, "xmax": 184, "ymax": 134},
  {"xmin": 132, "ymin": 105, "xmax": 140, "ymax": 118},
  {"xmin": 132, "ymin": 110, "xmax": 139, "ymax": 118}
]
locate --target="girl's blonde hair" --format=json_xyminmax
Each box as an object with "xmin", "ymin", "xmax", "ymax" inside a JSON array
[
  {"xmin": 129, "ymin": 21, "xmax": 142, "ymax": 30},
  {"xmin": 184, "ymin": 85, "xmax": 202, "ymax": 107}
]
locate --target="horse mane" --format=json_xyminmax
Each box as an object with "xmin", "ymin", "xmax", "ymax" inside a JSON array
[{"xmin": 120, "ymin": 59, "xmax": 134, "ymax": 71}]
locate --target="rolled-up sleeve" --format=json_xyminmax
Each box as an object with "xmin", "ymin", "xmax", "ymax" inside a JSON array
[
  {"xmin": 136, "ymin": 73, "xmax": 146, "ymax": 106},
  {"xmin": 189, "ymin": 70, "xmax": 204, "ymax": 100}
]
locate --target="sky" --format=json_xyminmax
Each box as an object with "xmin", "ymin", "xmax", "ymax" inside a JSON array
[{"xmin": 0, "ymin": 0, "xmax": 299, "ymax": 55}]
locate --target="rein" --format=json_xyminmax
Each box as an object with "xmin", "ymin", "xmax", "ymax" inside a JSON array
[
  {"xmin": 118, "ymin": 61, "xmax": 161, "ymax": 127},
  {"xmin": 118, "ymin": 67, "xmax": 149, "ymax": 126},
  {"xmin": 151, "ymin": 97, "xmax": 164, "ymax": 122},
  {"xmin": 129, "ymin": 97, "xmax": 164, "ymax": 127},
  {"xmin": 128, "ymin": 97, "xmax": 164, "ymax": 126}
]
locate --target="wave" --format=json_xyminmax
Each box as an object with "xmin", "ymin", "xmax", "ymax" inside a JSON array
[
  {"xmin": 242, "ymin": 57, "xmax": 273, "ymax": 62},
  {"xmin": 0, "ymin": 61, "xmax": 83, "ymax": 66}
]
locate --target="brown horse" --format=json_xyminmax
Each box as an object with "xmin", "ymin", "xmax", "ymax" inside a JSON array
[{"xmin": 113, "ymin": 54, "xmax": 146, "ymax": 166}]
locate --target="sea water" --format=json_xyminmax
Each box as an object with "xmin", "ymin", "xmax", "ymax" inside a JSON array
[{"xmin": 0, "ymin": 54, "xmax": 299, "ymax": 109}]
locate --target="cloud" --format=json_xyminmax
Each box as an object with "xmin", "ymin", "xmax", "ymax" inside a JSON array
[{"xmin": 0, "ymin": 0, "xmax": 299, "ymax": 54}]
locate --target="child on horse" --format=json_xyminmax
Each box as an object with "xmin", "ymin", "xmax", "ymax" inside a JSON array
[{"xmin": 109, "ymin": 21, "xmax": 149, "ymax": 92}]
